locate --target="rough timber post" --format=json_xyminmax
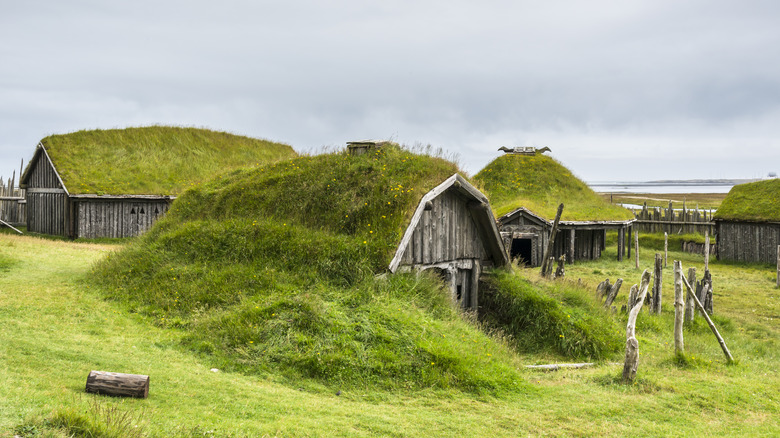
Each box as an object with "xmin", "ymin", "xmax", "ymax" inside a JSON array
[
  {"xmin": 568, "ymin": 229, "xmax": 575, "ymax": 264},
  {"xmin": 777, "ymin": 245, "xmax": 780, "ymax": 288},
  {"xmin": 704, "ymin": 231, "xmax": 710, "ymax": 271},
  {"xmin": 623, "ymin": 270, "xmax": 651, "ymax": 382},
  {"xmin": 685, "ymin": 267, "xmax": 697, "ymax": 323},
  {"xmin": 540, "ymin": 203, "xmax": 564, "ymax": 278},
  {"xmin": 634, "ymin": 230, "xmax": 639, "ymax": 269},
  {"xmin": 617, "ymin": 226, "xmax": 625, "ymax": 262},
  {"xmin": 674, "ymin": 261, "xmax": 684, "ymax": 355},
  {"xmin": 664, "ymin": 232, "xmax": 668, "ymax": 268},
  {"xmin": 652, "ymin": 253, "xmax": 663, "ymax": 314},
  {"xmin": 627, "ymin": 226, "xmax": 632, "ymax": 259}
]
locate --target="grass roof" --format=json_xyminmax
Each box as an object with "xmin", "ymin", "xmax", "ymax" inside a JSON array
[
  {"xmin": 39, "ymin": 126, "xmax": 296, "ymax": 196},
  {"xmin": 165, "ymin": 144, "xmax": 463, "ymax": 270},
  {"xmin": 714, "ymin": 178, "xmax": 780, "ymax": 222},
  {"xmin": 473, "ymin": 154, "xmax": 634, "ymax": 222}
]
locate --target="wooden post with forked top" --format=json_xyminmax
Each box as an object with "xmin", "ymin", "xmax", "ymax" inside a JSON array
[{"xmin": 623, "ymin": 270, "xmax": 652, "ymax": 382}]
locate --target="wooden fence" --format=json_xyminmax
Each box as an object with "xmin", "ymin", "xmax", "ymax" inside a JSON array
[
  {"xmin": 630, "ymin": 202, "xmax": 715, "ymax": 236},
  {"xmin": 0, "ymin": 174, "xmax": 26, "ymax": 226}
]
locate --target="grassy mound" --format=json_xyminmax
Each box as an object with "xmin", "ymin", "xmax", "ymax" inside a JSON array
[
  {"xmin": 93, "ymin": 146, "xmax": 528, "ymax": 393},
  {"xmin": 480, "ymin": 268, "xmax": 623, "ymax": 359},
  {"xmin": 474, "ymin": 154, "xmax": 633, "ymax": 221},
  {"xmin": 714, "ymin": 178, "xmax": 780, "ymax": 222},
  {"xmin": 39, "ymin": 126, "xmax": 296, "ymax": 195}
]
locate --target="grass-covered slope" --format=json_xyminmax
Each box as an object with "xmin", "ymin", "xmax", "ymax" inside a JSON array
[
  {"xmin": 714, "ymin": 178, "xmax": 780, "ymax": 222},
  {"xmin": 474, "ymin": 154, "xmax": 634, "ymax": 221},
  {"xmin": 40, "ymin": 126, "xmax": 296, "ymax": 195},
  {"xmin": 93, "ymin": 146, "xmax": 531, "ymax": 392}
]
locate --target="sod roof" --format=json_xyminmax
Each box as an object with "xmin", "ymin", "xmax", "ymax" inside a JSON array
[
  {"xmin": 714, "ymin": 178, "xmax": 780, "ymax": 222},
  {"xmin": 31, "ymin": 126, "xmax": 296, "ymax": 196},
  {"xmin": 164, "ymin": 144, "xmax": 466, "ymax": 270},
  {"xmin": 473, "ymin": 154, "xmax": 634, "ymax": 222}
]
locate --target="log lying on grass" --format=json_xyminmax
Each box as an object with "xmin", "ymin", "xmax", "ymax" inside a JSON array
[{"xmin": 85, "ymin": 371, "xmax": 149, "ymax": 398}]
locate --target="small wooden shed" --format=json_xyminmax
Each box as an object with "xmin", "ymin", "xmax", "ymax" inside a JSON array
[
  {"xmin": 389, "ymin": 174, "xmax": 508, "ymax": 310},
  {"xmin": 497, "ymin": 207, "xmax": 633, "ymax": 266},
  {"xmin": 20, "ymin": 126, "xmax": 296, "ymax": 239},
  {"xmin": 713, "ymin": 179, "xmax": 780, "ymax": 264},
  {"xmin": 473, "ymin": 152, "xmax": 635, "ymax": 266}
]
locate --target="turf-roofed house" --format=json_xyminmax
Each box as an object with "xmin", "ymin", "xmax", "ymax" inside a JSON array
[
  {"xmin": 474, "ymin": 149, "xmax": 635, "ymax": 266},
  {"xmin": 20, "ymin": 126, "xmax": 295, "ymax": 238},
  {"xmin": 713, "ymin": 178, "xmax": 780, "ymax": 263}
]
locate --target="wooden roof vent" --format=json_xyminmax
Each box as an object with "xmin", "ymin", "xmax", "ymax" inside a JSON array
[{"xmin": 347, "ymin": 140, "xmax": 388, "ymax": 156}]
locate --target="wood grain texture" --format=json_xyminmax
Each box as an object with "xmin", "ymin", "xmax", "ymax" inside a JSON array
[{"xmin": 85, "ymin": 371, "xmax": 149, "ymax": 398}]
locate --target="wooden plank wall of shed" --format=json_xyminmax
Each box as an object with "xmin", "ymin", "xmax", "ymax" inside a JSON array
[
  {"xmin": 552, "ymin": 229, "xmax": 604, "ymax": 262},
  {"xmin": 76, "ymin": 200, "xmax": 170, "ymax": 238},
  {"xmin": 27, "ymin": 192, "xmax": 66, "ymax": 235},
  {"xmin": 400, "ymin": 189, "xmax": 487, "ymax": 266},
  {"xmin": 25, "ymin": 156, "xmax": 66, "ymax": 235},
  {"xmin": 717, "ymin": 221, "xmax": 780, "ymax": 264}
]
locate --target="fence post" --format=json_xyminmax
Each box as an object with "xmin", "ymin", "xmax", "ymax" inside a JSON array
[
  {"xmin": 777, "ymin": 245, "xmax": 779, "ymax": 288},
  {"xmin": 664, "ymin": 232, "xmax": 668, "ymax": 268},
  {"xmin": 704, "ymin": 231, "xmax": 710, "ymax": 271}
]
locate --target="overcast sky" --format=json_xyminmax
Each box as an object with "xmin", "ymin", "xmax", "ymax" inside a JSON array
[{"xmin": 2, "ymin": 0, "xmax": 779, "ymax": 184}]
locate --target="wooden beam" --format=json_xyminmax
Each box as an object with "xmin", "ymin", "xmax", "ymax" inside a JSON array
[{"xmin": 681, "ymin": 274, "xmax": 734, "ymax": 363}]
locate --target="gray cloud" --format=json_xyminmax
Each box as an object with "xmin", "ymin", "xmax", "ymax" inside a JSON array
[{"xmin": 3, "ymin": 0, "xmax": 780, "ymax": 181}]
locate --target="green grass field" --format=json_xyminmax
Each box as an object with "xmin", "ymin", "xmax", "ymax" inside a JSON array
[{"xmin": 1, "ymin": 231, "xmax": 777, "ymax": 437}]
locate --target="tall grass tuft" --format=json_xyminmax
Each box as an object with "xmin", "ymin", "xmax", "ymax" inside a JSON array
[{"xmin": 480, "ymin": 267, "xmax": 624, "ymax": 359}]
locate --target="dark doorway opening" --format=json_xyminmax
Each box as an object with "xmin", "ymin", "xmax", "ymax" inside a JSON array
[{"xmin": 510, "ymin": 238, "xmax": 533, "ymax": 265}]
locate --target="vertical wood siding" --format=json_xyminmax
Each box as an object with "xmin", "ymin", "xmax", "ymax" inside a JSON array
[
  {"xmin": 717, "ymin": 221, "xmax": 780, "ymax": 264},
  {"xmin": 25, "ymin": 155, "xmax": 66, "ymax": 235},
  {"xmin": 399, "ymin": 189, "xmax": 487, "ymax": 265},
  {"xmin": 27, "ymin": 192, "xmax": 66, "ymax": 235},
  {"xmin": 76, "ymin": 200, "xmax": 170, "ymax": 238}
]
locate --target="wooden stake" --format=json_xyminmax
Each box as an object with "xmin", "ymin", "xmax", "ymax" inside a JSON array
[
  {"xmin": 627, "ymin": 284, "xmax": 638, "ymax": 313},
  {"xmin": 634, "ymin": 230, "xmax": 639, "ymax": 269},
  {"xmin": 685, "ymin": 267, "xmax": 696, "ymax": 323},
  {"xmin": 623, "ymin": 270, "xmax": 651, "ymax": 382},
  {"xmin": 540, "ymin": 203, "xmax": 564, "ymax": 278},
  {"xmin": 777, "ymin": 245, "xmax": 779, "ymax": 288},
  {"xmin": 704, "ymin": 231, "xmax": 710, "ymax": 271},
  {"xmin": 604, "ymin": 278, "xmax": 623, "ymax": 308},
  {"xmin": 652, "ymin": 253, "xmax": 663, "ymax": 314},
  {"xmin": 673, "ymin": 261, "xmax": 684, "ymax": 355},
  {"xmin": 664, "ymin": 232, "xmax": 668, "ymax": 268},
  {"xmin": 681, "ymin": 274, "xmax": 734, "ymax": 363}
]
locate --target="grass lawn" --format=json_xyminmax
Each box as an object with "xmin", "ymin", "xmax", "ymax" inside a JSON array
[{"xmin": 1, "ymin": 233, "xmax": 778, "ymax": 437}]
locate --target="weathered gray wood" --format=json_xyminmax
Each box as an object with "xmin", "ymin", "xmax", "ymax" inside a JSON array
[
  {"xmin": 685, "ymin": 267, "xmax": 697, "ymax": 323},
  {"xmin": 634, "ymin": 230, "xmax": 639, "ymax": 269},
  {"xmin": 651, "ymin": 253, "xmax": 663, "ymax": 314},
  {"xmin": 568, "ymin": 228, "xmax": 575, "ymax": 264},
  {"xmin": 664, "ymin": 232, "xmax": 668, "ymax": 268},
  {"xmin": 604, "ymin": 278, "xmax": 623, "ymax": 308},
  {"xmin": 596, "ymin": 279, "xmax": 611, "ymax": 302},
  {"xmin": 623, "ymin": 270, "xmax": 651, "ymax": 382},
  {"xmin": 525, "ymin": 362, "xmax": 601, "ymax": 370},
  {"xmin": 777, "ymin": 245, "xmax": 780, "ymax": 287},
  {"xmin": 617, "ymin": 227, "xmax": 625, "ymax": 262},
  {"xmin": 673, "ymin": 260, "xmax": 684, "ymax": 355},
  {"xmin": 680, "ymin": 274, "xmax": 734, "ymax": 363},
  {"xmin": 540, "ymin": 203, "xmax": 564, "ymax": 278},
  {"xmin": 704, "ymin": 231, "xmax": 710, "ymax": 271},
  {"xmin": 85, "ymin": 371, "xmax": 149, "ymax": 398},
  {"xmin": 627, "ymin": 284, "xmax": 639, "ymax": 313},
  {"xmin": 554, "ymin": 254, "xmax": 565, "ymax": 279}
]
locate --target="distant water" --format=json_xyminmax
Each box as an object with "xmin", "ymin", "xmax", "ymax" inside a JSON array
[{"xmin": 588, "ymin": 181, "xmax": 737, "ymax": 194}]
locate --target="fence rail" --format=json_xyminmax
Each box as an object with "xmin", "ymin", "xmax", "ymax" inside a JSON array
[
  {"xmin": 0, "ymin": 174, "xmax": 26, "ymax": 226},
  {"xmin": 629, "ymin": 202, "xmax": 715, "ymax": 236}
]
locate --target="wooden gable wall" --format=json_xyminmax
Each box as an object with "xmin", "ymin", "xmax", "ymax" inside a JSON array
[
  {"xmin": 398, "ymin": 188, "xmax": 487, "ymax": 267},
  {"xmin": 24, "ymin": 150, "xmax": 67, "ymax": 236}
]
